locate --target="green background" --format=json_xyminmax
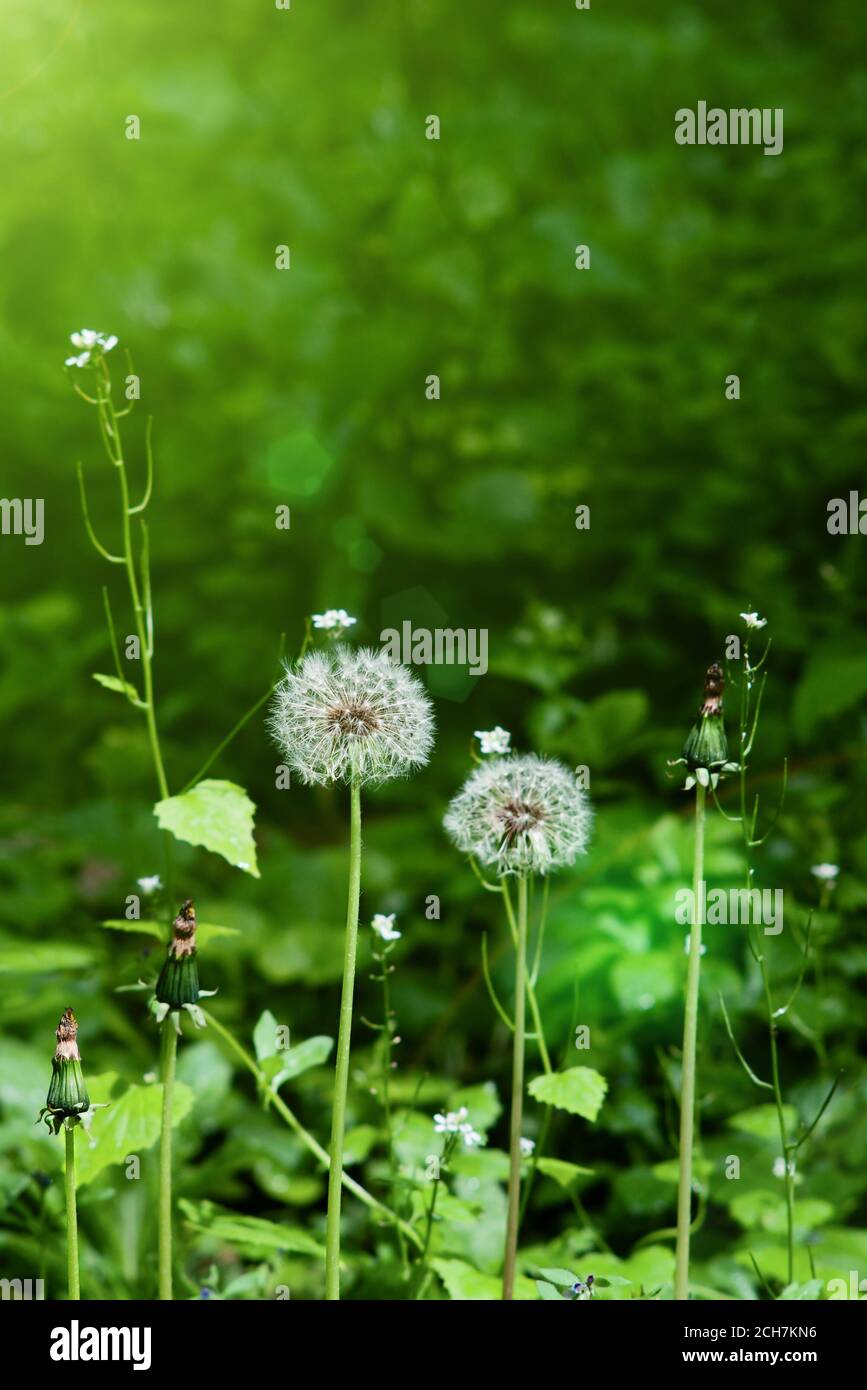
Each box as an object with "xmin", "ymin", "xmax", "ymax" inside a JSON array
[{"xmin": 0, "ymin": 0, "xmax": 865, "ymax": 1298}]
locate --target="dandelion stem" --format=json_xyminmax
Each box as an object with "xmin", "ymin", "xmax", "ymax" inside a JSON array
[
  {"xmin": 203, "ymin": 1009, "xmax": 421, "ymax": 1250},
  {"xmin": 675, "ymin": 782, "xmax": 706, "ymax": 1300},
  {"xmin": 503, "ymin": 874, "xmax": 528, "ymax": 1300},
  {"xmin": 325, "ymin": 776, "xmax": 363, "ymax": 1300},
  {"xmin": 158, "ymin": 1020, "xmax": 177, "ymax": 1300},
  {"xmin": 65, "ymin": 1126, "xmax": 80, "ymax": 1300}
]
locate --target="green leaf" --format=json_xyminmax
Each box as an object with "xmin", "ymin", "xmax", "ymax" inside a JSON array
[
  {"xmin": 536, "ymin": 1157, "xmax": 594, "ymax": 1189},
  {"xmin": 154, "ymin": 778, "xmax": 260, "ymax": 877},
  {"xmin": 253, "ymin": 1009, "xmax": 281, "ymax": 1061},
  {"xmin": 537, "ymin": 1266, "xmax": 580, "ymax": 1286},
  {"xmin": 0, "ymin": 935, "xmax": 94, "ymax": 975},
  {"xmin": 728, "ymin": 1103, "xmax": 798, "ymax": 1139},
  {"xmin": 101, "ymin": 919, "xmax": 239, "ymax": 946},
  {"xmin": 74, "ymin": 1080, "xmax": 194, "ymax": 1186},
  {"xmin": 528, "ymin": 1067, "xmax": 607, "ymax": 1122},
  {"xmin": 536, "ymin": 1279, "xmax": 566, "ymax": 1300},
  {"xmin": 433, "ymin": 1257, "xmax": 536, "ymax": 1300},
  {"xmin": 273, "ymin": 1036, "xmax": 334, "ymax": 1087},
  {"xmin": 180, "ymin": 1199, "xmax": 325, "ymax": 1258},
  {"xmin": 93, "ymin": 672, "xmax": 140, "ymax": 701}
]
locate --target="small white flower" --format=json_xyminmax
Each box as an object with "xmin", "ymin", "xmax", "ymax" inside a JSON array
[
  {"xmin": 811, "ymin": 863, "xmax": 839, "ymax": 882},
  {"xmin": 520, "ymin": 1137, "xmax": 535, "ymax": 1157},
  {"xmin": 474, "ymin": 726, "xmax": 511, "ymax": 756},
  {"xmin": 740, "ymin": 611, "xmax": 767, "ymax": 630},
  {"xmin": 434, "ymin": 1106, "xmax": 469, "ymax": 1135},
  {"xmin": 372, "ymin": 912, "xmax": 401, "ymax": 942},
  {"xmin": 65, "ymin": 329, "xmax": 118, "ymax": 368},
  {"xmin": 312, "ymin": 608, "xmax": 357, "ymax": 631},
  {"xmin": 684, "ymin": 935, "xmax": 708, "ymax": 956},
  {"xmin": 460, "ymin": 1125, "xmax": 485, "ymax": 1149},
  {"xmin": 137, "ymin": 875, "xmax": 163, "ymax": 895},
  {"xmin": 773, "ymin": 1156, "xmax": 796, "ymax": 1179}
]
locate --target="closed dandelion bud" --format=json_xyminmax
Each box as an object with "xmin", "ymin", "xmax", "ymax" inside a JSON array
[
  {"xmin": 671, "ymin": 662, "xmax": 738, "ymax": 789},
  {"xmin": 38, "ymin": 1009, "xmax": 106, "ymax": 1135},
  {"xmin": 154, "ymin": 899, "xmax": 216, "ymax": 1031}
]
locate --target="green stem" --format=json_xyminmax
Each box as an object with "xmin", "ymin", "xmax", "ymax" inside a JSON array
[
  {"xmin": 158, "ymin": 1020, "xmax": 177, "ymax": 1300},
  {"xmin": 325, "ymin": 777, "xmax": 363, "ymax": 1300},
  {"xmin": 203, "ymin": 1008, "xmax": 421, "ymax": 1250},
  {"xmin": 675, "ymin": 782, "xmax": 706, "ymax": 1300},
  {"xmin": 65, "ymin": 1125, "xmax": 80, "ymax": 1300},
  {"xmin": 502, "ymin": 875, "xmax": 528, "ymax": 1300}
]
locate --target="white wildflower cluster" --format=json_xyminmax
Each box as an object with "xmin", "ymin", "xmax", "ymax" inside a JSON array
[
  {"xmin": 520, "ymin": 1136, "xmax": 535, "ymax": 1157},
  {"xmin": 372, "ymin": 912, "xmax": 400, "ymax": 942},
  {"xmin": 268, "ymin": 646, "xmax": 435, "ymax": 787},
  {"xmin": 444, "ymin": 753, "xmax": 592, "ymax": 877},
  {"xmin": 312, "ymin": 609, "xmax": 356, "ymax": 631},
  {"xmin": 475, "ymin": 726, "xmax": 511, "ymax": 756},
  {"xmin": 433, "ymin": 1106, "xmax": 484, "ymax": 1148},
  {"xmin": 137, "ymin": 875, "xmax": 162, "ymax": 895},
  {"xmin": 65, "ymin": 329, "xmax": 118, "ymax": 368},
  {"xmin": 740, "ymin": 611, "xmax": 767, "ymax": 630}
]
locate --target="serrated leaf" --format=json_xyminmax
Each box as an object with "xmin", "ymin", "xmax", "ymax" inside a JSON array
[
  {"xmin": 73, "ymin": 1080, "xmax": 194, "ymax": 1186},
  {"xmin": 528, "ymin": 1067, "xmax": 607, "ymax": 1122},
  {"xmin": 154, "ymin": 779, "xmax": 259, "ymax": 877},
  {"xmin": 93, "ymin": 672, "xmax": 141, "ymax": 701}
]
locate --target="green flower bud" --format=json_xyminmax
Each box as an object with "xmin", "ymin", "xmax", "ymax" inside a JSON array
[
  {"xmin": 38, "ymin": 1008, "xmax": 101, "ymax": 1136},
  {"xmin": 682, "ymin": 663, "xmax": 729, "ymax": 772},
  {"xmin": 154, "ymin": 899, "xmax": 216, "ymax": 1031}
]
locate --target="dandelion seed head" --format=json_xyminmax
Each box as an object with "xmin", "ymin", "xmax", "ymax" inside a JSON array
[
  {"xmin": 267, "ymin": 646, "xmax": 435, "ymax": 787},
  {"xmin": 444, "ymin": 754, "xmax": 592, "ymax": 877}
]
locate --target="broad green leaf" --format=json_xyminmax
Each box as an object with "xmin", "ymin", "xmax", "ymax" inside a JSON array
[
  {"xmin": 273, "ymin": 1035, "xmax": 333, "ymax": 1087},
  {"xmin": 0, "ymin": 936, "xmax": 94, "ymax": 974},
  {"xmin": 536, "ymin": 1280, "xmax": 566, "ymax": 1300},
  {"xmin": 101, "ymin": 919, "xmax": 239, "ymax": 946},
  {"xmin": 93, "ymin": 672, "xmax": 140, "ymax": 701},
  {"xmin": 433, "ymin": 1257, "xmax": 536, "ymax": 1301},
  {"xmin": 728, "ymin": 1103, "xmax": 798, "ymax": 1139},
  {"xmin": 537, "ymin": 1266, "xmax": 580, "ymax": 1286},
  {"xmin": 528, "ymin": 1067, "xmax": 607, "ymax": 1122},
  {"xmin": 180, "ymin": 1199, "xmax": 324, "ymax": 1258},
  {"xmin": 536, "ymin": 1157, "xmax": 594, "ymax": 1189},
  {"xmin": 154, "ymin": 778, "xmax": 260, "ymax": 877},
  {"xmin": 73, "ymin": 1080, "xmax": 194, "ymax": 1185}
]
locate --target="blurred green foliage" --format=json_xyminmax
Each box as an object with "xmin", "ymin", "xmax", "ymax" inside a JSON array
[{"xmin": 1, "ymin": 0, "xmax": 865, "ymax": 1299}]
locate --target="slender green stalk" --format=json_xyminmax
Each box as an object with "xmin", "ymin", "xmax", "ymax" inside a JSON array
[
  {"xmin": 325, "ymin": 777, "xmax": 363, "ymax": 1300},
  {"xmin": 65, "ymin": 1126, "xmax": 80, "ymax": 1300},
  {"xmin": 158, "ymin": 1020, "xmax": 177, "ymax": 1300},
  {"xmin": 502, "ymin": 875, "xmax": 529, "ymax": 1300},
  {"xmin": 675, "ymin": 783, "xmax": 706, "ymax": 1300},
  {"xmin": 203, "ymin": 1008, "xmax": 421, "ymax": 1249}
]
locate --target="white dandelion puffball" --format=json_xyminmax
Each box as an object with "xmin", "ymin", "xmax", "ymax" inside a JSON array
[
  {"xmin": 268, "ymin": 646, "xmax": 435, "ymax": 787},
  {"xmin": 444, "ymin": 754, "xmax": 592, "ymax": 877}
]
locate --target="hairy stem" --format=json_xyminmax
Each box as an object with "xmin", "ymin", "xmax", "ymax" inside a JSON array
[
  {"xmin": 325, "ymin": 777, "xmax": 363, "ymax": 1300},
  {"xmin": 158, "ymin": 1020, "xmax": 177, "ymax": 1300},
  {"xmin": 65, "ymin": 1125, "xmax": 80, "ymax": 1300},
  {"xmin": 675, "ymin": 782, "xmax": 706, "ymax": 1300},
  {"xmin": 502, "ymin": 874, "xmax": 528, "ymax": 1300}
]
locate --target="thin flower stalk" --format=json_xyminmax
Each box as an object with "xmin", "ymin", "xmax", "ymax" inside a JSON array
[{"xmin": 674, "ymin": 782, "xmax": 706, "ymax": 1300}]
